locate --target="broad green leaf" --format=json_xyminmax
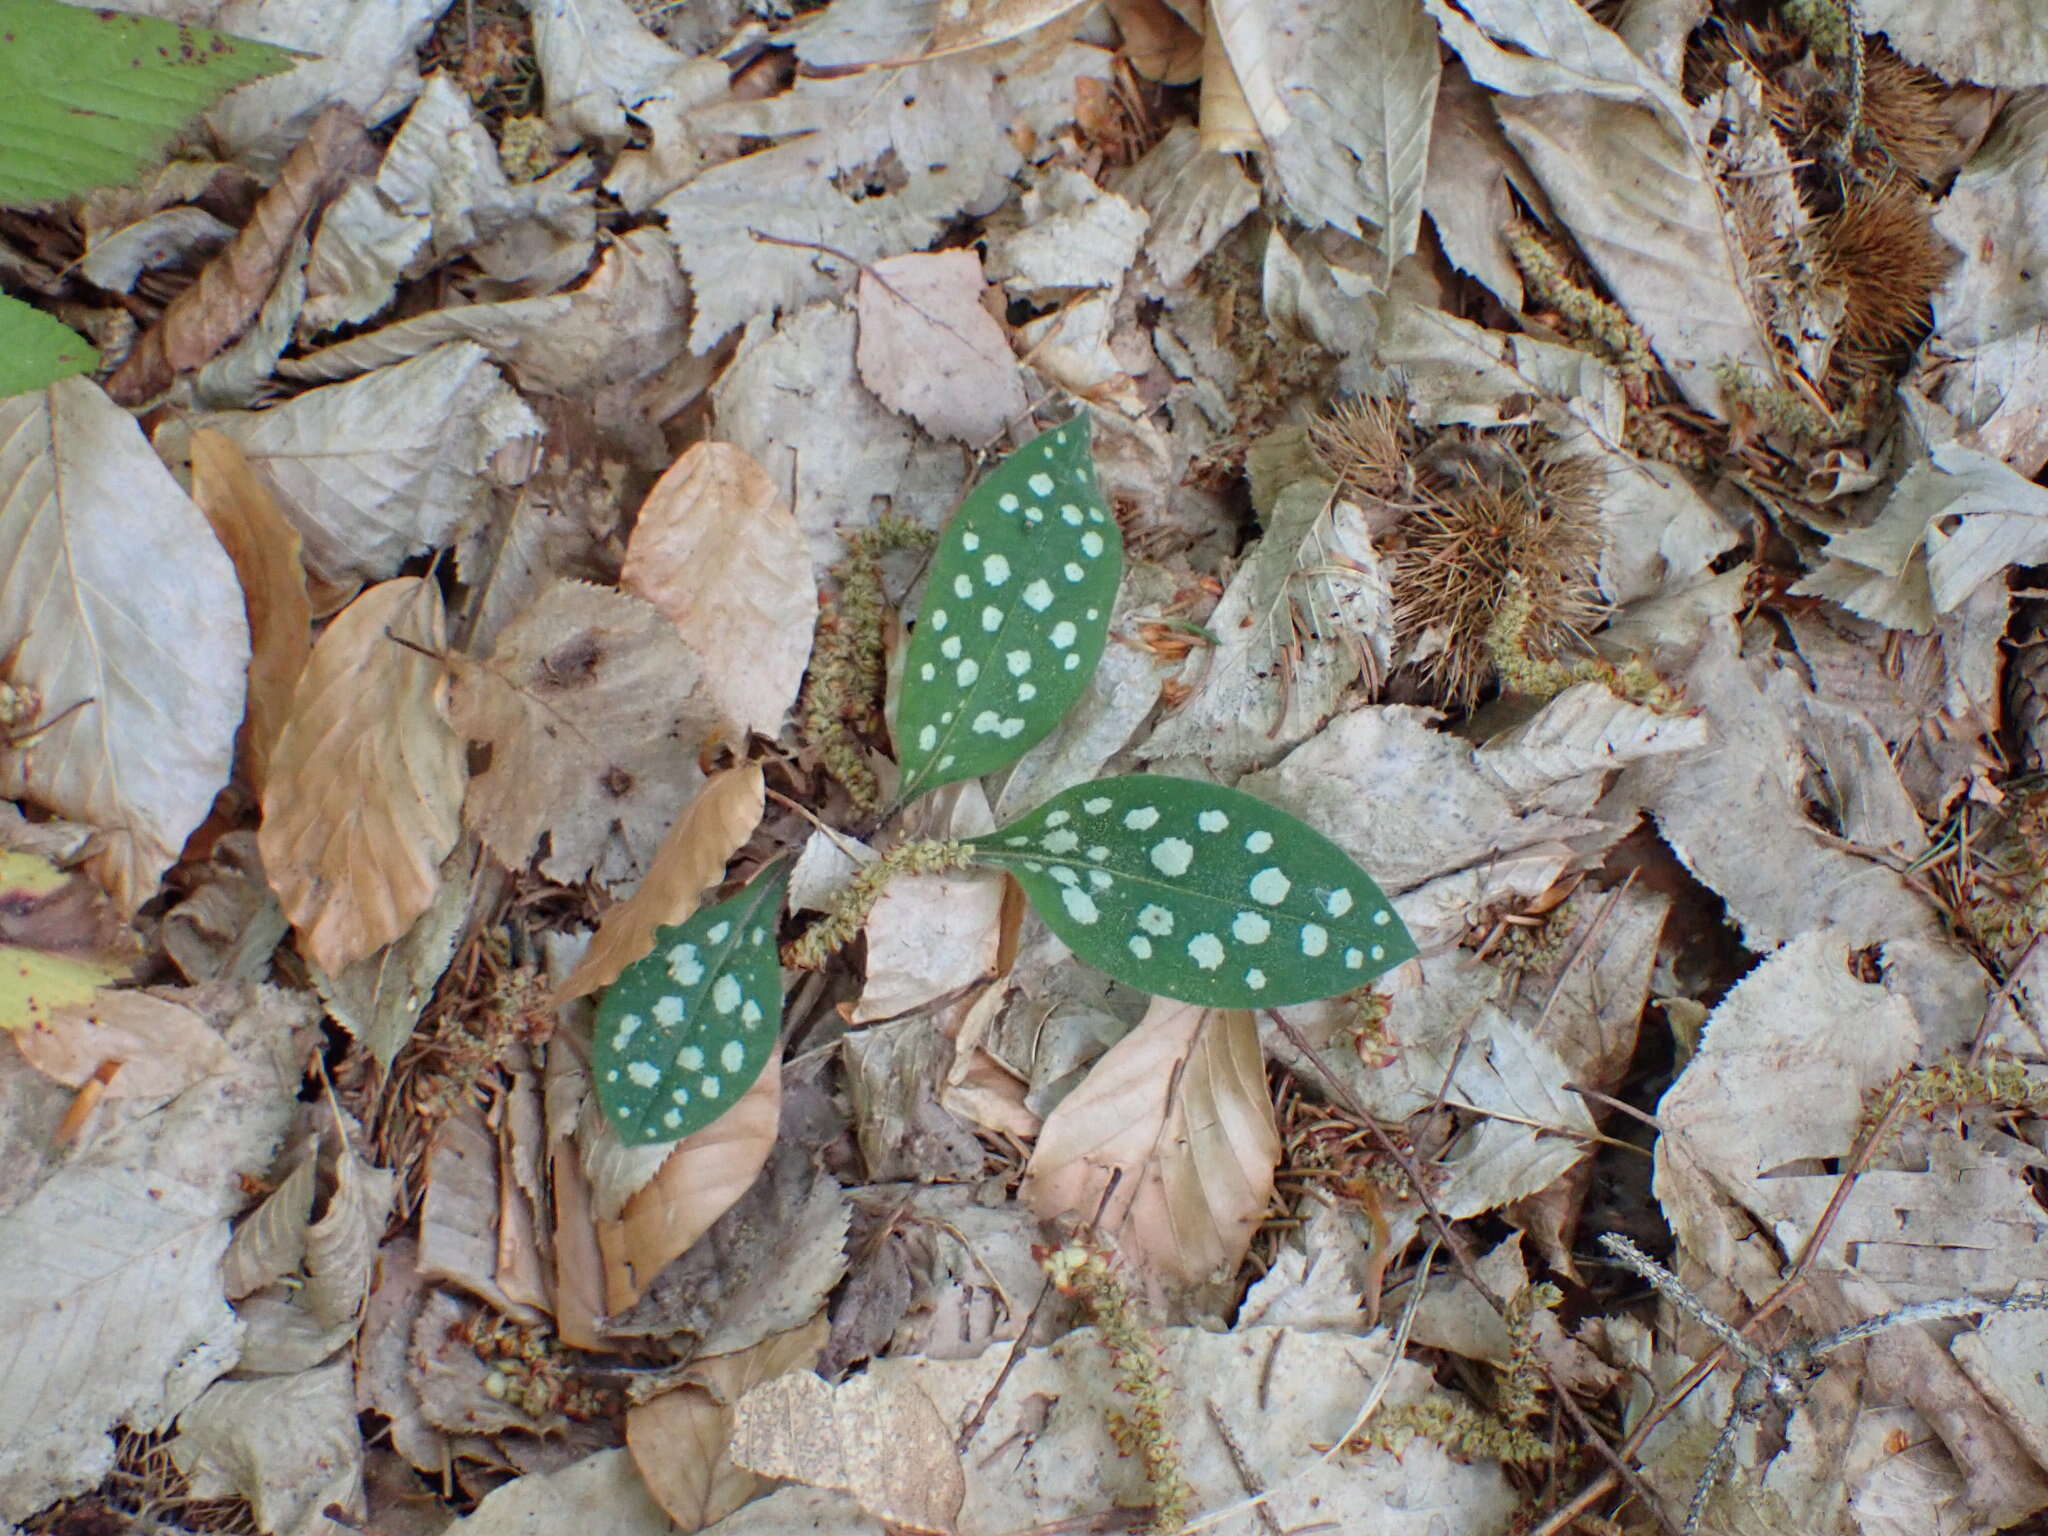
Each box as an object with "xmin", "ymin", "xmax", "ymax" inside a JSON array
[
  {"xmin": 0, "ymin": 296, "xmax": 97, "ymax": 399},
  {"xmin": 895, "ymin": 416, "xmax": 1122, "ymax": 803},
  {"xmin": 969, "ymin": 775, "xmax": 1415, "ymax": 1008},
  {"xmin": 0, "ymin": 0, "xmax": 295, "ymax": 208},
  {"xmin": 594, "ymin": 870, "xmax": 786, "ymax": 1146}
]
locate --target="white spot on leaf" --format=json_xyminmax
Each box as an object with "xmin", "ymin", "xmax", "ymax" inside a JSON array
[
  {"xmin": 667, "ymin": 944, "xmax": 703, "ymax": 986},
  {"xmin": 982, "ymin": 554, "xmax": 1011, "ymax": 586},
  {"xmin": 1124, "ymin": 805, "xmax": 1160, "ymax": 830},
  {"xmin": 1022, "ymin": 580, "xmax": 1054, "ymax": 612},
  {"xmin": 1007, "ymin": 650, "xmax": 1031, "ymax": 676},
  {"xmin": 1083, "ymin": 797, "xmax": 1111, "ymax": 815},
  {"xmin": 1050, "ymin": 621, "xmax": 1077, "ymax": 650},
  {"xmin": 1150, "ymin": 837, "xmax": 1193, "ymax": 876},
  {"xmin": 1245, "ymin": 830, "xmax": 1274, "ymax": 855},
  {"xmin": 677, "ymin": 1045, "xmax": 704, "ymax": 1070},
  {"xmin": 1300, "ymin": 924, "xmax": 1328, "ymax": 957},
  {"xmin": 1129, "ymin": 935, "xmax": 1153, "ymax": 959},
  {"xmin": 1198, "ymin": 810, "xmax": 1229, "ymax": 834},
  {"xmin": 720, "ymin": 1039, "xmax": 745, "ymax": 1072},
  {"xmin": 1249, "ymin": 868, "xmax": 1291, "ymax": 904},
  {"xmin": 1232, "ymin": 911, "xmax": 1270, "ymax": 944},
  {"xmin": 954, "ymin": 574, "xmax": 973, "ymax": 599},
  {"xmin": 1187, "ymin": 933, "xmax": 1225, "ymax": 969},
  {"xmin": 1060, "ymin": 887, "xmax": 1100, "ymax": 924},
  {"xmin": 712, "ymin": 975, "xmax": 743, "ymax": 1013},
  {"xmin": 1137, "ymin": 904, "xmax": 1174, "ymax": 936},
  {"xmin": 1080, "ymin": 531, "xmax": 1105, "ymax": 558},
  {"xmin": 1029, "ymin": 472, "xmax": 1055, "ymax": 496},
  {"xmin": 626, "ymin": 1061, "xmax": 660, "ymax": 1088}
]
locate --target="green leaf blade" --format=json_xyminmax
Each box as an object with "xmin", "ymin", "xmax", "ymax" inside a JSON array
[
  {"xmin": 593, "ymin": 870, "xmax": 786, "ymax": 1146},
  {"xmin": 0, "ymin": 0, "xmax": 296, "ymax": 208},
  {"xmin": 0, "ymin": 294, "xmax": 97, "ymax": 398},
  {"xmin": 895, "ymin": 416, "xmax": 1122, "ymax": 802},
  {"xmin": 970, "ymin": 775, "xmax": 1415, "ymax": 1008}
]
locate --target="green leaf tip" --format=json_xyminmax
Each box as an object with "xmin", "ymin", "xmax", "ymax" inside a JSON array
[
  {"xmin": 0, "ymin": 0, "xmax": 297, "ymax": 208},
  {"xmin": 970, "ymin": 775, "xmax": 1415, "ymax": 1009},
  {"xmin": 593, "ymin": 869, "xmax": 787, "ymax": 1146},
  {"xmin": 0, "ymin": 295, "xmax": 98, "ymax": 399},
  {"xmin": 894, "ymin": 414, "xmax": 1122, "ymax": 802}
]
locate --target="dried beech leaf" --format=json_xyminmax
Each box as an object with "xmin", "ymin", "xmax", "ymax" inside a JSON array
[
  {"xmin": 729, "ymin": 1370, "xmax": 965, "ymax": 1534},
  {"xmin": 259, "ymin": 578, "xmax": 465, "ymax": 976},
  {"xmin": 447, "ymin": 579, "xmax": 718, "ymax": 891},
  {"xmin": 626, "ymin": 1316, "xmax": 830, "ymax": 1534},
  {"xmin": 221, "ymin": 1152, "xmax": 317, "ymax": 1301},
  {"xmin": 854, "ymin": 251, "xmax": 1028, "ymax": 447},
  {"xmin": 0, "ymin": 378, "xmax": 249, "ymax": 912},
  {"xmin": 599, "ymin": 1050, "xmax": 782, "ymax": 1312},
  {"xmin": 1102, "ymin": 0, "xmax": 1203, "ymax": 83},
  {"xmin": 621, "ymin": 444, "xmax": 817, "ymax": 739},
  {"xmin": 189, "ymin": 429, "xmax": 313, "ymax": 797},
  {"xmin": 15, "ymin": 990, "xmax": 231, "ymax": 1098},
  {"xmin": 554, "ymin": 765, "xmax": 766, "ymax": 1003},
  {"xmin": 920, "ymin": 0, "xmax": 1092, "ymax": 59},
  {"xmin": 1021, "ymin": 997, "xmax": 1280, "ymax": 1285}
]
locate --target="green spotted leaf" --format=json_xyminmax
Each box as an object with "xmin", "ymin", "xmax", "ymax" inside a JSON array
[
  {"xmin": 968, "ymin": 775, "xmax": 1415, "ymax": 1008},
  {"xmin": 895, "ymin": 416, "xmax": 1122, "ymax": 803},
  {"xmin": 593, "ymin": 870, "xmax": 786, "ymax": 1146}
]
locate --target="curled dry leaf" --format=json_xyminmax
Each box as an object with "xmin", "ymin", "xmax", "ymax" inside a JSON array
[
  {"xmin": 620, "ymin": 444, "xmax": 817, "ymax": 739},
  {"xmin": 0, "ymin": 378, "xmax": 249, "ymax": 913},
  {"xmin": 105, "ymin": 106, "xmax": 376, "ymax": 406},
  {"xmin": 1021, "ymin": 997, "xmax": 1280, "ymax": 1286},
  {"xmin": 729, "ymin": 1369, "xmax": 965, "ymax": 1535},
  {"xmin": 259, "ymin": 578, "xmax": 465, "ymax": 977},
  {"xmin": 15, "ymin": 990, "xmax": 231, "ymax": 1098},
  {"xmin": 598, "ymin": 1049, "xmax": 783, "ymax": 1313},
  {"xmin": 853, "ymin": 251, "xmax": 1028, "ymax": 447},
  {"xmin": 189, "ymin": 429, "xmax": 314, "ymax": 797},
  {"xmin": 447, "ymin": 579, "xmax": 721, "ymax": 892},
  {"xmin": 627, "ymin": 1317, "xmax": 830, "ymax": 1533}
]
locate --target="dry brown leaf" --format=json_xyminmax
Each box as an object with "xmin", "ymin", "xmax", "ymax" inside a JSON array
[
  {"xmin": 918, "ymin": 0, "xmax": 1093, "ymax": 60},
  {"xmin": 1020, "ymin": 997, "xmax": 1279, "ymax": 1286},
  {"xmin": 259, "ymin": 577, "xmax": 465, "ymax": 976},
  {"xmin": 14, "ymin": 989, "xmax": 231, "ymax": 1097},
  {"xmin": 445, "ymin": 579, "xmax": 716, "ymax": 890},
  {"xmin": 729, "ymin": 1369, "xmax": 965, "ymax": 1535},
  {"xmin": 598, "ymin": 1050, "xmax": 781, "ymax": 1313},
  {"xmin": 619, "ymin": 445, "xmax": 816, "ymax": 739},
  {"xmin": 552, "ymin": 764, "xmax": 765, "ymax": 1004},
  {"xmin": 106, "ymin": 107, "xmax": 375, "ymax": 405},
  {"xmin": 854, "ymin": 251, "xmax": 1027, "ymax": 447},
  {"xmin": 626, "ymin": 1316, "xmax": 829, "ymax": 1533},
  {"xmin": 189, "ymin": 429, "xmax": 313, "ymax": 797},
  {"xmin": 1104, "ymin": 0, "xmax": 1204, "ymax": 83}
]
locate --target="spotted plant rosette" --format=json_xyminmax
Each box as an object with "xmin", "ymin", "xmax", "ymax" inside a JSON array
[
  {"xmin": 969, "ymin": 777, "xmax": 1414, "ymax": 1008},
  {"xmin": 592, "ymin": 870, "xmax": 786, "ymax": 1145},
  {"xmin": 893, "ymin": 416, "xmax": 1122, "ymax": 804}
]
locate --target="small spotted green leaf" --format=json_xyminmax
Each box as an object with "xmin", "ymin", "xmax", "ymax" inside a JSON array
[
  {"xmin": 593, "ymin": 870, "xmax": 786, "ymax": 1146},
  {"xmin": 895, "ymin": 416, "xmax": 1122, "ymax": 803},
  {"xmin": 968, "ymin": 776, "xmax": 1415, "ymax": 1009}
]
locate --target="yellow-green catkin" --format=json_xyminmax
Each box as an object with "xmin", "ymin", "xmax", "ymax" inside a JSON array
[
  {"xmin": 1486, "ymin": 573, "xmax": 1682, "ymax": 712},
  {"xmin": 1044, "ymin": 1242, "xmax": 1194, "ymax": 1534},
  {"xmin": 802, "ymin": 515, "xmax": 939, "ymax": 815},
  {"xmin": 781, "ymin": 838, "xmax": 976, "ymax": 970}
]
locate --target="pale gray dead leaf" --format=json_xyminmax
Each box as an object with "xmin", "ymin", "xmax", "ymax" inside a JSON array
[
  {"xmin": 1796, "ymin": 391, "xmax": 2048, "ymax": 627},
  {"xmin": 1493, "ymin": 90, "xmax": 1778, "ymax": 421},
  {"xmin": 1610, "ymin": 623, "xmax": 1944, "ymax": 951},
  {"xmin": 855, "ymin": 250, "xmax": 1029, "ymax": 448},
  {"xmin": 1421, "ymin": 63, "xmax": 1533, "ymax": 310},
  {"xmin": 447, "ymin": 579, "xmax": 715, "ymax": 891},
  {"xmin": 603, "ymin": 57, "xmax": 734, "ymax": 212},
  {"xmin": 1419, "ymin": 0, "xmax": 1690, "ymax": 115},
  {"xmin": 1936, "ymin": 92, "xmax": 2048, "ymax": 351},
  {"xmin": 1562, "ymin": 426, "xmax": 1742, "ymax": 605},
  {"xmin": 312, "ymin": 844, "xmax": 476, "ymax": 1068},
  {"xmin": 186, "ymin": 340, "xmax": 543, "ymax": 586},
  {"xmin": 1015, "ymin": 292, "xmax": 1146, "ymax": 416},
  {"xmin": 187, "ymin": 226, "xmax": 312, "ymax": 413},
  {"xmin": 1208, "ymin": 0, "xmax": 1439, "ymax": 268},
  {"xmin": 1474, "ymin": 681, "xmax": 1707, "ymax": 810},
  {"xmin": 442, "ymin": 1451, "xmax": 672, "ymax": 1536},
  {"xmin": 1141, "ymin": 484, "xmax": 1391, "ymax": 779},
  {"xmin": 1923, "ymin": 322, "xmax": 2048, "ymax": 480},
  {"xmin": 1953, "ymin": 1309, "xmax": 2048, "ymax": 1476},
  {"xmin": 730, "ymin": 1371, "xmax": 964, "ymax": 1534},
  {"xmin": 171, "ymin": 1363, "xmax": 360, "ymax": 1536},
  {"xmin": 79, "ymin": 206, "xmax": 235, "ymax": 293},
  {"xmin": 223, "ymin": 1152, "xmax": 318, "ymax": 1301},
  {"xmin": 789, "ymin": 829, "xmax": 876, "ymax": 916},
  {"xmin": 302, "ymin": 76, "xmax": 594, "ymax": 332},
  {"xmin": 758, "ymin": 1325, "xmax": 1518, "ymax": 1534},
  {"xmin": 1377, "ymin": 296, "xmax": 1627, "ymax": 439},
  {"xmin": 0, "ymin": 378, "xmax": 249, "ymax": 914},
  {"xmin": 1239, "ymin": 705, "xmax": 1595, "ymax": 898},
  {"xmin": 285, "ymin": 230, "xmax": 689, "ymax": 395},
  {"xmin": 354, "ymin": 1237, "xmax": 448, "ymax": 1474},
  {"xmin": 527, "ymin": 0, "xmax": 696, "ymax": 146},
  {"xmin": 659, "ymin": 60, "xmax": 1021, "ymax": 353},
  {"xmin": 1428, "ymin": 1006, "xmax": 1598, "ymax": 1217},
  {"xmin": 205, "ymin": 0, "xmax": 441, "ymax": 171},
  {"xmin": 1111, "ymin": 123, "xmax": 1259, "ymax": 292},
  {"xmin": 986, "ymin": 169, "xmax": 1149, "ymax": 296},
  {"xmin": 843, "ymin": 1020, "xmax": 988, "ymax": 1184},
  {"xmin": 1235, "ymin": 1212, "xmax": 1368, "ymax": 1331},
  {"xmin": 1855, "ymin": 0, "xmax": 2048, "ymax": 88},
  {"xmin": 712, "ymin": 302, "xmax": 966, "ymax": 571},
  {"xmin": 0, "ymin": 985, "xmax": 313, "ymax": 1518},
  {"xmin": 856, "ymin": 784, "xmax": 1001, "ymax": 1022}
]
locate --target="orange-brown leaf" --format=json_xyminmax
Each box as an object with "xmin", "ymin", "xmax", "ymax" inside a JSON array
[
  {"xmin": 259, "ymin": 578, "xmax": 465, "ymax": 975},
  {"xmin": 189, "ymin": 429, "xmax": 313, "ymax": 797}
]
